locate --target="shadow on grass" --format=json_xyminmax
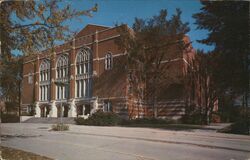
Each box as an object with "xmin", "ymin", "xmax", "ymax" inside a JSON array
[
  {"xmin": 1, "ymin": 134, "xmax": 42, "ymax": 141},
  {"xmin": 218, "ymin": 120, "xmax": 250, "ymax": 135},
  {"xmin": 121, "ymin": 124, "xmax": 204, "ymax": 131},
  {"xmin": 0, "ymin": 146, "xmax": 53, "ymax": 160}
]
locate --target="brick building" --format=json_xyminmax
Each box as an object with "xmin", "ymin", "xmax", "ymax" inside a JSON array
[{"xmin": 21, "ymin": 24, "xmax": 195, "ymax": 119}]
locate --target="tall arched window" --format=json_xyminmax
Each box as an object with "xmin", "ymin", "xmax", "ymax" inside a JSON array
[
  {"xmin": 105, "ymin": 53, "xmax": 113, "ymax": 70},
  {"xmin": 75, "ymin": 49, "xmax": 91, "ymax": 98},
  {"xmin": 56, "ymin": 54, "xmax": 69, "ymax": 100},
  {"xmin": 39, "ymin": 59, "xmax": 50, "ymax": 101}
]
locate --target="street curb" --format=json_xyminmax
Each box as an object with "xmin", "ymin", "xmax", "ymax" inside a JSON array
[{"xmin": 64, "ymin": 131, "xmax": 250, "ymax": 153}]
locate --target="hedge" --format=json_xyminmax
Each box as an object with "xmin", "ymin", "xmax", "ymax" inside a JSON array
[
  {"xmin": 75, "ymin": 110, "xmax": 122, "ymax": 126},
  {"xmin": 1, "ymin": 114, "xmax": 20, "ymax": 123}
]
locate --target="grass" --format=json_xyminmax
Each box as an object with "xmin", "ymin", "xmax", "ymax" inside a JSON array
[
  {"xmin": 0, "ymin": 146, "xmax": 53, "ymax": 160},
  {"xmin": 218, "ymin": 120, "xmax": 250, "ymax": 135},
  {"xmin": 75, "ymin": 112, "xmax": 204, "ymax": 131},
  {"xmin": 122, "ymin": 123, "xmax": 204, "ymax": 131},
  {"xmin": 1, "ymin": 114, "xmax": 20, "ymax": 123}
]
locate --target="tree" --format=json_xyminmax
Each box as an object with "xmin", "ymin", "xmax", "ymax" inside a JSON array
[
  {"xmin": 193, "ymin": 1, "xmax": 249, "ymax": 131},
  {"xmin": 0, "ymin": 56, "xmax": 22, "ymax": 114},
  {"xmin": 1, "ymin": 0, "xmax": 97, "ymax": 56},
  {"xmin": 187, "ymin": 50, "xmax": 218, "ymax": 124},
  {"xmin": 117, "ymin": 9, "xmax": 190, "ymax": 118},
  {"xmin": 0, "ymin": 0, "xmax": 97, "ymax": 114},
  {"xmin": 193, "ymin": 1, "xmax": 249, "ymax": 108}
]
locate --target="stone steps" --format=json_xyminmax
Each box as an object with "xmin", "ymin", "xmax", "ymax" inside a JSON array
[{"xmin": 23, "ymin": 117, "xmax": 75, "ymax": 124}]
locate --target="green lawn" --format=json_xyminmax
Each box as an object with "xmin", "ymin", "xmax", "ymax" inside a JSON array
[
  {"xmin": 122, "ymin": 123, "xmax": 204, "ymax": 131},
  {"xmin": 0, "ymin": 146, "xmax": 53, "ymax": 160}
]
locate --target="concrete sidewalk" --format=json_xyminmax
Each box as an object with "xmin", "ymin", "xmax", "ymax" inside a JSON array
[
  {"xmin": 1, "ymin": 123, "xmax": 250, "ymax": 160},
  {"xmin": 68, "ymin": 124, "xmax": 250, "ymax": 152},
  {"xmin": 2, "ymin": 123, "xmax": 250, "ymax": 152}
]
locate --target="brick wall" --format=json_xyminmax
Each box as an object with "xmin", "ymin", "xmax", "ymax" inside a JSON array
[{"xmin": 21, "ymin": 24, "xmax": 196, "ymax": 119}]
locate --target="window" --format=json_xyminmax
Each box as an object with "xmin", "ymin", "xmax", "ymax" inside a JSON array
[
  {"xmin": 28, "ymin": 73, "xmax": 33, "ymax": 84},
  {"xmin": 104, "ymin": 101, "xmax": 112, "ymax": 112},
  {"xmin": 75, "ymin": 49, "xmax": 91, "ymax": 98},
  {"xmin": 39, "ymin": 59, "xmax": 50, "ymax": 101},
  {"xmin": 56, "ymin": 54, "xmax": 69, "ymax": 100},
  {"xmin": 105, "ymin": 53, "xmax": 113, "ymax": 70}
]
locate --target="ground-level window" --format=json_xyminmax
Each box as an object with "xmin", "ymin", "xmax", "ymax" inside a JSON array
[
  {"xmin": 27, "ymin": 105, "xmax": 34, "ymax": 115},
  {"xmin": 104, "ymin": 101, "xmax": 112, "ymax": 112}
]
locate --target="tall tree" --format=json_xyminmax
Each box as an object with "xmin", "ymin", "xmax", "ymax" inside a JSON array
[
  {"xmin": 1, "ymin": 0, "xmax": 97, "ymax": 56},
  {"xmin": 0, "ymin": 56, "xmax": 22, "ymax": 113},
  {"xmin": 193, "ymin": 1, "xmax": 249, "ymax": 108},
  {"xmin": 117, "ymin": 9, "xmax": 190, "ymax": 118},
  {"xmin": 0, "ymin": 0, "xmax": 97, "ymax": 113},
  {"xmin": 187, "ymin": 50, "xmax": 217, "ymax": 124}
]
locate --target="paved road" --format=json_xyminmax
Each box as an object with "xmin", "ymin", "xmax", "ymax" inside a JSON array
[{"xmin": 1, "ymin": 123, "xmax": 250, "ymax": 160}]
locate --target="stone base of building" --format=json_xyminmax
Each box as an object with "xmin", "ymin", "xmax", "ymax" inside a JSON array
[
  {"xmin": 22, "ymin": 98, "xmax": 98, "ymax": 118},
  {"xmin": 22, "ymin": 98, "xmax": 185, "ymax": 120}
]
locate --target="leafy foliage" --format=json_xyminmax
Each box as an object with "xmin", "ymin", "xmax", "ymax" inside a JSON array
[
  {"xmin": 1, "ymin": 0, "xmax": 98, "ymax": 56},
  {"xmin": 0, "ymin": 56, "xmax": 22, "ymax": 112},
  {"xmin": 0, "ymin": 0, "xmax": 97, "ymax": 112},
  {"xmin": 193, "ymin": 1, "xmax": 249, "ymax": 103},
  {"xmin": 75, "ymin": 110, "xmax": 122, "ymax": 126},
  {"xmin": 51, "ymin": 123, "xmax": 69, "ymax": 131},
  {"xmin": 121, "ymin": 117, "xmax": 173, "ymax": 125},
  {"xmin": 219, "ymin": 119, "xmax": 250, "ymax": 135},
  {"xmin": 116, "ymin": 9, "xmax": 190, "ymax": 118},
  {"xmin": 185, "ymin": 50, "xmax": 218, "ymax": 124},
  {"xmin": 181, "ymin": 104, "xmax": 203, "ymax": 125},
  {"xmin": 193, "ymin": 1, "xmax": 249, "ymax": 130}
]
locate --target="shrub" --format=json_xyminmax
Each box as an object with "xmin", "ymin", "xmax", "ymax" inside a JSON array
[
  {"xmin": 75, "ymin": 117, "xmax": 86, "ymax": 125},
  {"xmin": 181, "ymin": 112, "xmax": 203, "ymax": 125},
  {"xmin": 181, "ymin": 105, "xmax": 203, "ymax": 125},
  {"xmin": 1, "ymin": 114, "xmax": 19, "ymax": 123},
  {"xmin": 219, "ymin": 120, "xmax": 250, "ymax": 135},
  {"xmin": 75, "ymin": 110, "xmax": 122, "ymax": 126},
  {"xmin": 121, "ymin": 117, "xmax": 172, "ymax": 125},
  {"xmin": 51, "ymin": 124, "xmax": 69, "ymax": 131}
]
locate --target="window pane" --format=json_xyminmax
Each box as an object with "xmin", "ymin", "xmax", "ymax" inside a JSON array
[{"xmin": 76, "ymin": 81, "xmax": 79, "ymax": 97}]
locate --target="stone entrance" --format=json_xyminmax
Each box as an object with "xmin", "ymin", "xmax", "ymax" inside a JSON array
[
  {"xmin": 56, "ymin": 104, "xmax": 70, "ymax": 118},
  {"xmin": 40, "ymin": 105, "xmax": 50, "ymax": 117},
  {"xmin": 76, "ymin": 104, "xmax": 92, "ymax": 117}
]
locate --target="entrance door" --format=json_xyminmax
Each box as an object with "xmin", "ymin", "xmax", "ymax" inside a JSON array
[
  {"xmin": 40, "ymin": 107, "xmax": 45, "ymax": 117},
  {"xmin": 40, "ymin": 106, "xmax": 50, "ymax": 117},
  {"xmin": 63, "ymin": 106, "xmax": 69, "ymax": 117},
  {"xmin": 45, "ymin": 106, "xmax": 50, "ymax": 117},
  {"xmin": 84, "ymin": 104, "xmax": 91, "ymax": 115},
  {"xmin": 77, "ymin": 105, "xmax": 83, "ymax": 117},
  {"xmin": 57, "ymin": 106, "xmax": 62, "ymax": 118}
]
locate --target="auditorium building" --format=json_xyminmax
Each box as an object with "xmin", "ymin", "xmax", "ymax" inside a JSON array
[{"xmin": 21, "ymin": 24, "xmax": 195, "ymax": 119}]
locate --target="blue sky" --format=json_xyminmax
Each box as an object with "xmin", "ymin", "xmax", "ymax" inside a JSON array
[
  {"xmin": 67, "ymin": 0, "xmax": 214, "ymax": 51},
  {"xmin": 13, "ymin": 0, "xmax": 213, "ymax": 55}
]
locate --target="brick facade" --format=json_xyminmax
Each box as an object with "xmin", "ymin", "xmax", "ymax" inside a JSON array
[{"xmin": 21, "ymin": 24, "xmax": 195, "ymax": 119}]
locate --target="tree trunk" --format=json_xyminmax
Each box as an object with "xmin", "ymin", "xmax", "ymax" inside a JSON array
[
  {"xmin": 18, "ymin": 80, "xmax": 21, "ymax": 122},
  {"xmin": 153, "ymin": 95, "xmax": 157, "ymax": 118}
]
